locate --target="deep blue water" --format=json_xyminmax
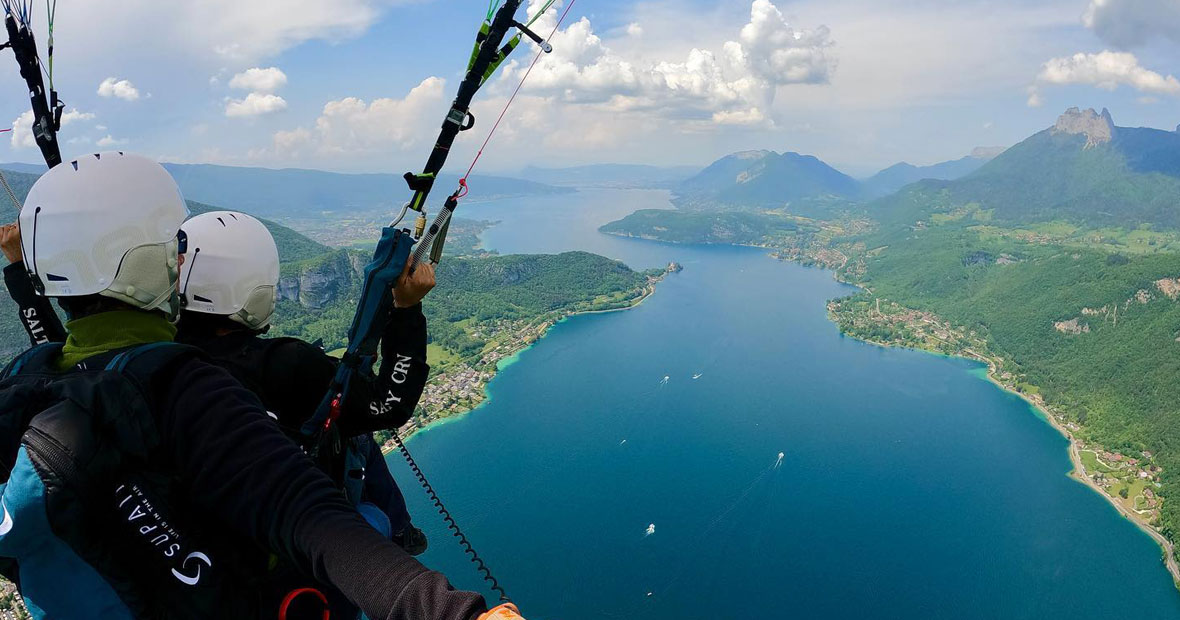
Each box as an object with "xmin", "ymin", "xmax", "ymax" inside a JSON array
[{"xmin": 392, "ymin": 189, "xmax": 1180, "ymax": 618}]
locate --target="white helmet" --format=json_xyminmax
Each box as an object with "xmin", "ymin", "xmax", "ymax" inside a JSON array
[
  {"xmin": 179, "ymin": 211, "xmax": 279, "ymax": 330},
  {"xmin": 19, "ymin": 152, "xmax": 189, "ymax": 317}
]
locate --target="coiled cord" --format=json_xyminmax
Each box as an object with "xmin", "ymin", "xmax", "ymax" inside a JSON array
[{"xmin": 392, "ymin": 430, "xmax": 510, "ymax": 603}]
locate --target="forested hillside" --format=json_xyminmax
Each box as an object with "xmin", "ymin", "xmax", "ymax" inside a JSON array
[
  {"xmin": 273, "ymin": 249, "xmax": 657, "ymax": 359},
  {"xmin": 832, "ymin": 108, "xmax": 1180, "ymax": 543},
  {"xmin": 600, "ymin": 209, "xmax": 815, "ymax": 245}
]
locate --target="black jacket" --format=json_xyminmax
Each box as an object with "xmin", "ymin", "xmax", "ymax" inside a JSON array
[
  {"xmin": 179, "ymin": 304, "xmax": 429, "ymax": 438},
  {"xmin": 153, "ymin": 355, "xmax": 485, "ymax": 619},
  {"xmin": 1, "ymin": 264, "xmax": 487, "ymax": 619}
]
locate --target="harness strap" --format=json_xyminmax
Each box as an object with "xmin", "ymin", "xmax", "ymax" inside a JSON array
[{"xmin": 1, "ymin": 342, "xmax": 63, "ymax": 379}]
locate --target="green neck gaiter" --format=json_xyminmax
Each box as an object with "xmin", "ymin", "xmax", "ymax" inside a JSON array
[{"xmin": 56, "ymin": 310, "xmax": 178, "ymax": 371}]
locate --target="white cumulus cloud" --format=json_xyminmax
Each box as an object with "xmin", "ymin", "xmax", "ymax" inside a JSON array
[
  {"xmin": 1027, "ymin": 50, "xmax": 1179, "ymax": 106},
  {"xmin": 229, "ymin": 67, "xmax": 288, "ymax": 93},
  {"xmin": 1040, "ymin": 50, "xmax": 1178, "ymax": 91},
  {"xmin": 10, "ymin": 110, "xmax": 97, "ymax": 149},
  {"xmin": 97, "ymin": 77, "xmax": 141, "ymax": 101},
  {"xmin": 1083, "ymin": 0, "xmax": 1180, "ymax": 48},
  {"xmin": 225, "ymin": 93, "xmax": 289, "ymax": 117},
  {"xmin": 270, "ymin": 76, "xmax": 446, "ymax": 157},
  {"xmin": 500, "ymin": 0, "xmax": 835, "ymax": 127}
]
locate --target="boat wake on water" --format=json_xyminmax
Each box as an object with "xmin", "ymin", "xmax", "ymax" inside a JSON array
[{"xmin": 621, "ymin": 452, "xmax": 786, "ymax": 612}]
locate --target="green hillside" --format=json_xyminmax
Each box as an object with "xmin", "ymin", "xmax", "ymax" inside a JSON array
[
  {"xmin": 835, "ymin": 109, "xmax": 1180, "ymax": 543},
  {"xmin": 872, "ymin": 110, "xmax": 1180, "ymax": 231},
  {"xmin": 273, "ymin": 250, "xmax": 657, "ymax": 361},
  {"xmin": 600, "ymin": 209, "xmax": 815, "ymax": 245},
  {"xmin": 841, "ymin": 215, "xmax": 1180, "ymax": 538}
]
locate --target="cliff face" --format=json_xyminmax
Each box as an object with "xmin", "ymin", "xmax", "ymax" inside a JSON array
[
  {"xmin": 1052, "ymin": 107, "xmax": 1115, "ymax": 148},
  {"xmin": 278, "ymin": 250, "xmax": 364, "ymax": 309}
]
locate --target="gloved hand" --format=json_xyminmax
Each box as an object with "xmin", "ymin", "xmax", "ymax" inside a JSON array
[{"xmin": 477, "ymin": 603, "xmax": 527, "ymax": 619}]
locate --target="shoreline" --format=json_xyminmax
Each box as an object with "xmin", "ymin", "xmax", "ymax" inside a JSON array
[
  {"xmin": 602, "ymin": 223, "xmax": 1180, "ymax": 587},
  {"xmin": 959, "ymin": 347, "xmax": 1180, "ymax": 585},
  {"xmin": 384, "ymin": 277, "xmax": 665, "ymax": 454},
  {"xmin": 833, "ymin": 310, "xmax": 1180, "ymax": 588}
]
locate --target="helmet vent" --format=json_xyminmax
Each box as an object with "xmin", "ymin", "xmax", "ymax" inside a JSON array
[
  {"xmin": 70, "ymin": 160, "xmax": 78, "ymax": 171},
  {"xmin": 45, "ymin": 274, "xmax": 68, "ymax": 282},
  {"xmin": 193, "ymin": 294, "xmax": 213, "ymax": 303},
  {"xmin": 216, "ymin": 217, "xmax": 226, "ymax": 227}
]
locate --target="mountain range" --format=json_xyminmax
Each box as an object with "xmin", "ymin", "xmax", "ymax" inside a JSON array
[
  {"xmin": 674, "ymin": 146, "xmax": 1003, "ymax": 214},
  {"xmin": 873, "ymin": 107, "xmax": 1180, "ymax": 230},
  {"xmin": 674, "ymin": 107, "xmax": 1180, "ymax": 231},
  {"xmin": 0, "ymin": 162, "xmax": 571, "ymax": 219}
]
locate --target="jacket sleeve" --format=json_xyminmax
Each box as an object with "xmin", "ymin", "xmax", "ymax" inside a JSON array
[
  {"xmin": 161, "ymin": 358, "xmax": 488, "ymax": 620},
  {"xmin": 258, "ymin": 304, "xmax": 429, "ymax": 436},
  {"xmin": 3, "ymin": 261, "xmax": 67, "ymax": 346},
  {"xmin": 362, "ymin": 303, "xmax": 430, "ymax": 433},
  {"xmin": 322, "ymin": 303, "xmax": 429, "ymax": 436}
]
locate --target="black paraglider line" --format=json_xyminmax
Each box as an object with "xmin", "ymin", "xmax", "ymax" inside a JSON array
[{"xmin": 393, "ymin": 430, "xmax": 510, "ymax": 603}]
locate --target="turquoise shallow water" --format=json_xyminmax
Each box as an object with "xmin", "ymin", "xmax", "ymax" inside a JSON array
[{"xmin": 392, "ymin": 189, "xmax": 1180, "ymax": 619}]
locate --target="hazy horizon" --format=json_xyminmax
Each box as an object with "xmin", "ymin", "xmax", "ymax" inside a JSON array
[{"xmin": 2, "ymin": 0, "xmax": 1178, "ymax": 176}]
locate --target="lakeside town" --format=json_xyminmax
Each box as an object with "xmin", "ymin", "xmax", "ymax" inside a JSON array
[{"xmin": 0, "ymin": 582, "xmax": 29, "ymax": 619}]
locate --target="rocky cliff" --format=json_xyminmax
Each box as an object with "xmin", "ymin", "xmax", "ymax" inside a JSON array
[
  {"xmin": 278, "ymin": 250, "xmax": 365, "ymax": 309},
  {"xmin": 1053, "ymin": 107, "xmax": 1115, "ymax": 148}
]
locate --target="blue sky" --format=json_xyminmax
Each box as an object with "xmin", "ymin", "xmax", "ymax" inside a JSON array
[{"xmin": 2, "ymin": 0, "xmax": 1178, "ymax": 176}]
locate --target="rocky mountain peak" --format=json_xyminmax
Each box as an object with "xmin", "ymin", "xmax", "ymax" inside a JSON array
[{"xmin": 1052, "ymin": 107, "xmax": 1115, "ymax": 148}]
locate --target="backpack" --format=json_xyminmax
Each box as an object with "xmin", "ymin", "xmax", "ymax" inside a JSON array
[
  {"xmin": 198, "ymin": 335, "xmax": 372, "ymax": 506},
  {"xmin": 0, "ymin": 342, "xmax": 261, "ymax": 619}
]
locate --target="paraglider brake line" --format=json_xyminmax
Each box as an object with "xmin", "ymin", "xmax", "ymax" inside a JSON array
[{"xmin": 392, "ymin": 430, "xmax": 511, "ymax": 603}]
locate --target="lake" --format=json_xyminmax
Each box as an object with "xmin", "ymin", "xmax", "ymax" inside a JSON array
[{"xmin": 392, "ymin": 188, "xmax": 1180, "ymax": 618}]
